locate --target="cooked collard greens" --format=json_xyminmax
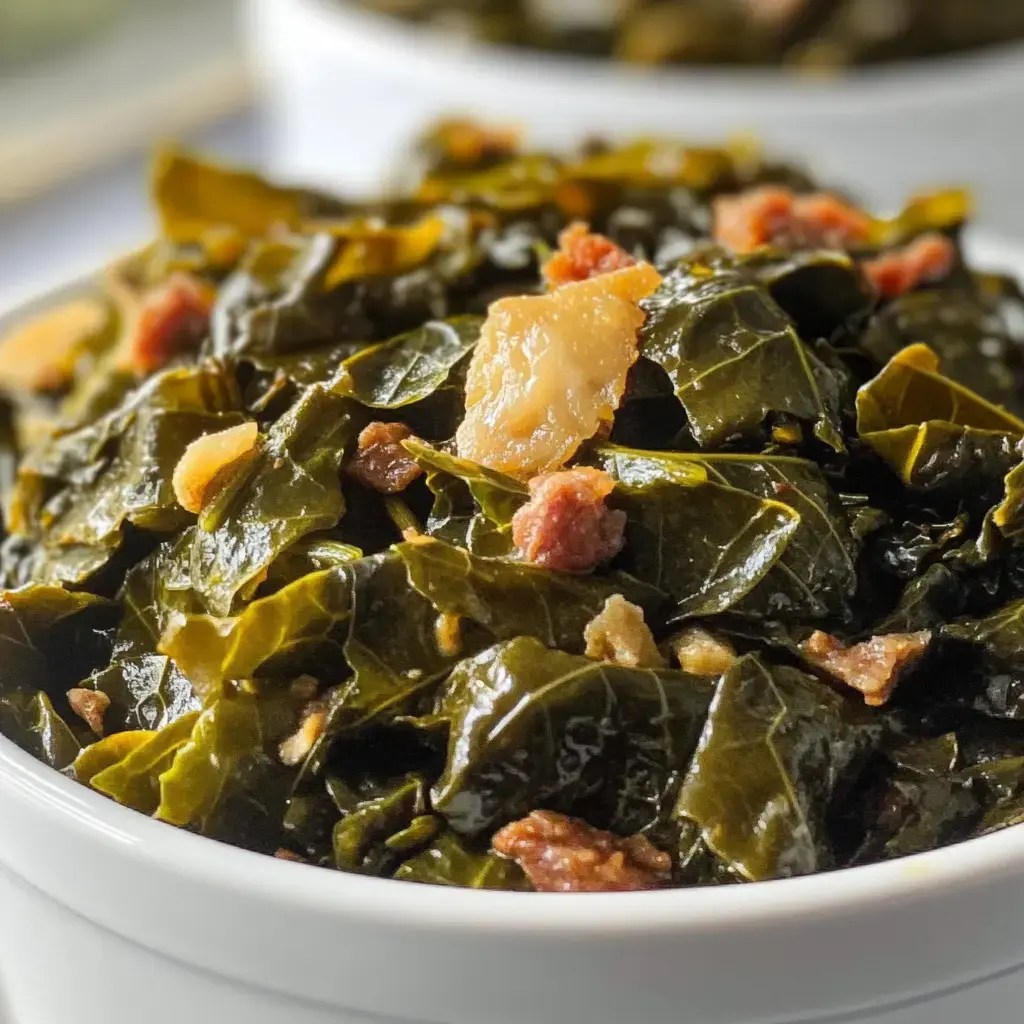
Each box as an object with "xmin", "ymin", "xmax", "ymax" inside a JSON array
[
  {"xmin": 342, "ymin": 0, "xmax": 1024, "ymax": 70},
  {"xmin": 3, "ymin": 124, "xmax": 1024, "ymax": 891}
]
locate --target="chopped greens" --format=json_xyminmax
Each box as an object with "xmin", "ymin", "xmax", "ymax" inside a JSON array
[{"xmin": 3, "ymin": 123, "xmax": 1024, "ymax": 891}]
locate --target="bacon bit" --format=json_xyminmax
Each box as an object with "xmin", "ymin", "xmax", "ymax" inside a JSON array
[
  {"xmin": 274, "ymin": 848, "xmax": 307, "ymax": 863},
  {"xmin": 66, "ymin": 688, "xmax": 110, "ymax": 737},
  {"xmin": 434, "ymin": 613, "xmax": 463, "ymax": 658},
  {"xmin": 493, "ymin": 810, "xmax": 671, "ymax": 892},
  {"xmin": 172, "ymin": 421, "xmax": 259, "ymax": 514},
  {"xmin": 278, "ymin": 703, "xmax": 328, "ymax": 767},
  {"xmin": 512, "ymin": 467, "xmax": 626, "ymax": 572},
  {"xmin": 543, "ymin": 222, "xmax": 636, "ymax": 289},
  {"xmin": 348, "ymin": 421, "xmax": 423, "ymax": 494},
  {"xmin": 125, "ymin": 273, "xmax": 214, "ymax": 376},
  {"xmin": 713, "ymin": 185, "xmax": 872, "ymax": 254},
  {"xmin": 672, "ymin": 627, "xmax": 737, "ymax": 677},
  {"xmin": 801, "ymin": 629, "xmax": 932, "ymax": 707},
  {"xmin": 584, "ymin": 594, "xmax": 665, "ymax": 668},
  {"xmin": 861, "ymin": 233, "xmax": 957, "ymax": 300}
]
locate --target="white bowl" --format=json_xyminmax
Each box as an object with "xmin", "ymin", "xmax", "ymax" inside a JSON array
[
  {"xmin": 247, "ymin": 0, "xmax": 1024, "ymax": 234},
  {"xmin": 3, "ymin": 237, "xmax": 1024, "ymax": 1024}
]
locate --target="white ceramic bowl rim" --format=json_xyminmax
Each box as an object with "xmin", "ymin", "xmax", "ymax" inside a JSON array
[
  {"xmin": 5, "ymin": 724, "xmax": 1024, "ymax": 934},
  {"xmin": 5, "ymin": 237, "xmax": 1024, "ymax": 941},
  {"xmin": 292, "ymin": 0, "xmax": 1024, "ymax": 116}
]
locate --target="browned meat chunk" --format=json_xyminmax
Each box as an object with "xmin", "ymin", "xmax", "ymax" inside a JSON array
[
  {"xmin": 584, "ymin": 594, "xmax": 665, "ymax": 668},
  {"xmin": 861, "ymin": 232, "xmax": 956, "ymax": 300},
  {"xmin": 66, "ymin": 688, "xmax": 110, "ymax": 736},
  {"xmin": 713, "ymin": 185, "xmax": 872, "ymax": 254},
  {"xmin": 543, "ymin": 222, "xmax": 636, "ymax": 289},
  {"xmin": 801, "ymin": 629, "xmax": 932, "ymax": 707},
  {"xmin": 492, "ymin": 810, "xmax": 671, "ymax": 892},
  {"xmin": 348, "ymin": 421, "xmax": 423, "ymax": 494},
  {"xmin": 512, "ymin": 467, "xmax": 626, "ymax": 572},
  {"xmin": 128, "ymin": 273, "xmax": 214, "ymax": 375}
]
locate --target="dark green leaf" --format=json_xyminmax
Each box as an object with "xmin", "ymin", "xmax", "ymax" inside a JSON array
[
  {"xmin": 856, "ymin": 344, "xmax": 1024, "ymax": 494},
  {"xmin": 396, "ymin": 536, "xmax": 659, "ymax": 654},
  {"xmin": 404, "ymin": 439, "xmax": 527, "ymax": 556},
  {"xmin": 0, "ymin": 691, "xmax": 81, "ymax": 770},
  {"xmin": 187, "ymin": 385, "xmax": 357, "ymax": 615},
  {"xmin": 593, "ymin": 444, "xmax": 857, "ymax": 620},
  {"xmin": 674, "ymin": 655, "xmax": 881, "ymax": 880},
  {"xmin": 640, "ymin": 250, "xmax": 845, "ymax": 450},
  {"xmin": 432, "ymin": 637, "xmax": 715, "ymax": 835},
  {"xmin": 331, "ymin": 317, "xmax": 481, "ymax": 408},
  {"xmin": 394, "ymin": 830, "xmax": 529, "ymax": 889},
  {"xmin": 859, "ymin": 286, "xmax": 1024, "ymax": 416},
  {"xmin": 332, "ymin": 775, "xmax": 431, "ymax": 874}
]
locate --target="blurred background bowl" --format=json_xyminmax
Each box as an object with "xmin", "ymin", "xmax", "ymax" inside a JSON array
[{"xmin": 248, "ymin": 0, "xmax": 1024, "ymax": 230}]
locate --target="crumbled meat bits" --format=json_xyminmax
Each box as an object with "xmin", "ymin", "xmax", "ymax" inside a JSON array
[
  {"xmin": 66, "ymin": 688, "xmax": 110, "ymax": 736},
  {"xmin": 713, "ymin": 186, "xmax": 872, "ymax": 254},
  {"xmin": 800, "ymin": 630, "xmax": 932, "ymax": 707},
  {"xmin": 5, "ymin": 125, "xmax": 1024, "ymax": 892},
  {"xmin": 125, "ymin": 273, "xmax": 214, "ymax": 375},
  {"xmin": 347, "ymin": 421, "xmax": 424, "ymax": 493},
  {"xmin": 492, "ymin": 810, "xmax": 672, "ymax": 892},
  {"xmin": 862, "ymin": 232, "xmax": 956, "ymax": 299},
  {"xmin": 512, "ymin": 467, "xmax": 626, "ymax": 572},
  {"xmin": 542, "ymin": 222, "xmax": 636, "ymax": 288}
]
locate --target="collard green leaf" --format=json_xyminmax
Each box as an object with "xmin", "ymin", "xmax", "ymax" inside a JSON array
[
  {"xmin": 331, "ymin": 317, "xmax": 481, "ymax": 408},
  {"xmin": 941, "ymin": 599, "xmax": 1024, "ymax": 720},
  {"xmin": 674, "ymin": 655, "xmax": 881, "ymax": 881},
  {"xmin": 431, "ymin": 637, "xmax": 715, "ymax": 835},
  {"xmin": 857, "ymin": 735, "xmax": 979, "ymax": 862},
  {"xmin": 152, "ymin": 147, "xmax": 322, "ymax": 247},
  {"xmin": 160, "ymin": 567, "xmax": 353, "ymax": 693},
  {"xmin": 209, "ymin": 213, "xmax": 476, "ymax": 361},
  {"xmin": 396, "ymin": 536, "xmax": 659, "ymax": 654},
  {"xmin": 210, "ymin": 235, "xmax": 347, "ymax": 360},
  {"xmin": 0, "ymin": 585, "xmax": 114, "ymax": 732},
  {"xmin": 740, "ymin": 247, "xmax": 875, "ymax": 343},
  {"xmin": 323, "ymin": 553, "xmax": 461, "ymax": 734},
  {"xmin": 155, "ymin": 693, "xmax": 265, "ymax": 828},
  {"xmin": 187, "ymin": 385, "xmax": 357, "ymax": 615},
  {"xmin": 394, "ymin": 830, "xmax": 529, "ymax": 889},
  {"xmin": 332, "ymin": 775, "xmax": 431, "ymax": 874},
  {"xmin": 86, "ymin": 655, "xmax": 199, "ymax": 735},
  {"xmin": 404, "ymin": 439, "xmax": 527, "ymax": 556},
  {"xmin": 591, "ymin": 446, "xmax": 796, "ymax": 616},
  {"xmin": 89, "ymin": 709, "xmax": 201, "ymax": 813},
  {"xmin": 594, "ymin": 444, "xmax": 857, "ymax": 620},
  {"xmin": 859, "ymin": 286, "xmax": 1024, "ymax": 417},
  {"xmin": 0, "ymin": 691, "xmax": 81, "ymax": 770},
  {"xmin": 856, "ymin": 344, "xmax": 1024, "ymax": 494},
  {"xmin": 9, "ymin": 365, "xmax": 243, "ymax": 586},
  {"xmin": 639, "ymin": 250, "xmax": 845, "ymax": 450}
]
